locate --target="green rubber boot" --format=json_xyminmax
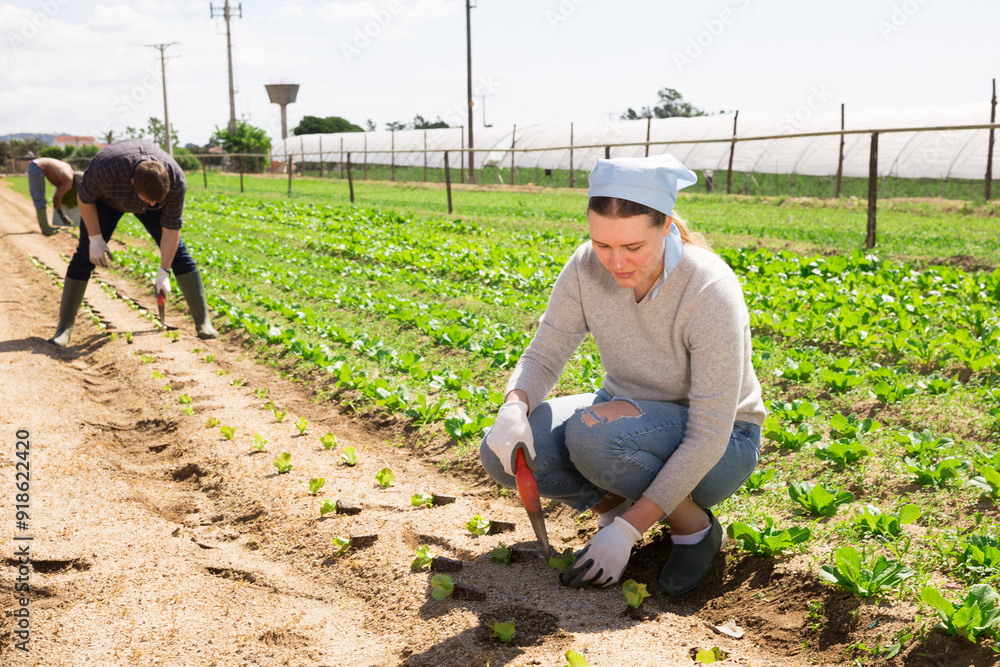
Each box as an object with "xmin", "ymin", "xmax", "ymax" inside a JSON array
[
  {"xmin": 35, "ymin": 209, "xmax": 60, "ymax": 236},
  {"xmin": 175, "ymin": 270, "xmax": 218, "ymax": 340},
  {"xmin": 48, "ymin": 278, "xmax": 88, "ymax": 347}
]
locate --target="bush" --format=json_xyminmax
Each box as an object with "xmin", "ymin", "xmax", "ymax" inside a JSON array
[
  {"xmin": 211, "ymin": 122, "xmax": 272, "ymax": 173},
  {"xmin": 66, "ymin": 144, "xmax": 100, "ymax": 169},
  {"xmin": 172, "ymin": 147, "xmax": 202, "ymax": 172},
  {"xmin": 39, "ymin": 146, "xmax": 69, "ymax": 159}
]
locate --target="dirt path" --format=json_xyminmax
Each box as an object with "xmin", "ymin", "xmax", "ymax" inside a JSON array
[{"xmin": 0, "ymin": 180, "xmax": 811, "ymax": 667}]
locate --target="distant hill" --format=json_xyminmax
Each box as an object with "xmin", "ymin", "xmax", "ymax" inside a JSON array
[{"xmin": 3, "ymin": 133, "xmax": 58, "ymax": 144}]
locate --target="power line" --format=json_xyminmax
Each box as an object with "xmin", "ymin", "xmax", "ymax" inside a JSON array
[
  {"xmin": 210, "ymin": 1, "xmax": 242, "ymax": 134},
  {"xmin": 145, "ymin": 42, "xmax": 179, "ymax": 155}
]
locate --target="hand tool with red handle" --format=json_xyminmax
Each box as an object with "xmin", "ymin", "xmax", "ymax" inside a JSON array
[{"xmin": 514, "ymin": 446, "xmax": 550, "ymax": 556}]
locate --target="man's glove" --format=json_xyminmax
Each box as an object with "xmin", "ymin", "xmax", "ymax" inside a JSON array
[
  {"xmin": 155, "ymin": 268, "xmax": 171, "ymax": 296},
  {"xmin": 562, "ymin": 517, "xmax": 642, "ymax": 588},
  {"xmin": 88, "ymin": 235, "xmax": 113, "ymax": 267},
  {"xmin": 485, "ymin": 401, "xmax": 535, "ymax": 476}
]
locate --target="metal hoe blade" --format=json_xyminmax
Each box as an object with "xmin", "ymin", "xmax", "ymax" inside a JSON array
[
  {"xmin": 157, "ymin": 289, "xmax": 178, "ymax": 331},
  {"xmin": 514, "ymin": 447, "xmax": 550, "ymax": 556}
]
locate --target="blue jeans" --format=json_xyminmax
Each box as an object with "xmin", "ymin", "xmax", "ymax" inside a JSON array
[
  {"xmin": 67, "ymin": 199, "xmax": 198, "ymax": 280},
  {"xmin": 479, "ymin": 388, "xmax": 761, "ymax": 513},
  {"xmin": 27, "ymin": 161, "xmax": 46, "ymax": 210}
]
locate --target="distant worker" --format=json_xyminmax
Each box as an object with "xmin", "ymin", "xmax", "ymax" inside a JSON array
[
  {"xmin": 27, "ymin": 157, "xmax": 77, "ymax": 235},
  {"xmin": 49, "ymin": 139, "xmax": 218, "ymax": 346}
]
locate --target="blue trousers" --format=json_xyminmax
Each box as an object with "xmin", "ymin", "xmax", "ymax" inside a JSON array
[
  {"xmin": 480, "ymin": 388, "xmax": 761, "ymax": 513},
  {"xmin": 67, "ymin": 199, "xmax": 198, "ymax": 280}
]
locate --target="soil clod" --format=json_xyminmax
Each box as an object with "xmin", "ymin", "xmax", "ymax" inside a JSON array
[{"xmin": 430, "ymin": 556, "xmax": 463, "ymax": 572}]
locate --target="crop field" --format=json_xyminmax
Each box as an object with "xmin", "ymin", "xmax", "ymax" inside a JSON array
[{"xmin": 4, "ymin": 173, "xmax": 1000, "ymax": 664}]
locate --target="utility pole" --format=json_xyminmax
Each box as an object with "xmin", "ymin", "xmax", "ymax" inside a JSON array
[
  {"xmin": 145, "ymin": 42, "xmax": 179, "ymax": 155},
  {"xmin": 466, "ymin": 0, "xmax": 475, "ymax": 184},
  {"xmin": 210, "ymin": 0, "xmax": 241, "ymax": 134},
  {"xmin": 477, "ymin": 92, "xmax": 494, "ymax": 127}
]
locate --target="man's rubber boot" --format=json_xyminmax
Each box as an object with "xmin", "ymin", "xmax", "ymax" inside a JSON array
[
  {"xmin": 658, "ymin": 509, "xmax": 725, "ymax": 598},
  {"xmin": 35, "ymin": 209, "xmax": 60, "ymax": 236},
  {"xmin": 48, "ymin": 278, "xmax": 88, "ymax": 347},
  {"xmin": 175, "ymin": 270, "xmax": 218, "ymax": 339}
]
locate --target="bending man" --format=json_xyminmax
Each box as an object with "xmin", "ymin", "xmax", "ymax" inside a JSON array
[
  {"xmin": 49, "ymin": 139, "xmax": 218, "ymax": 346},
  {"xmin": 27, "ymin": 157, "xmax": 77, "ymax": 235}
]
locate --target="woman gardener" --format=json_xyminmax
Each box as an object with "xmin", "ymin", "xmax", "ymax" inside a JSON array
[{"xmin": 480, "ymin": 153, "xmax": 765, "ymax": 596}]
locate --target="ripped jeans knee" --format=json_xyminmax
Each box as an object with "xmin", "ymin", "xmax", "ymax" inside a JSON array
[{"xmin": 578, "ymin": 397, "xmax": 643, "ymax": 427}]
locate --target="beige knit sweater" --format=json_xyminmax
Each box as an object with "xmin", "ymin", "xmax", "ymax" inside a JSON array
[{"xmin": 506, "ymin": 241, "xmax": 766, "ymax": 515}]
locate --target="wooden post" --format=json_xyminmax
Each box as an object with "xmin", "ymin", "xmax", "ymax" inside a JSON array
[
  {"xmin": 338, "ymin": 137, "xmax": 343, "ymax": 179},
  {"xmin": 363, "ymin": 134, "xmax": 368, "ymax": 180},
  {"xmin": 391, "ymin": 130, "xmax": 396, "ymax": 181},
  {"xmin": 835, "ymin": 103, "xmax": 845, "ymax": 198},
  {"xmin": 240, "ymin": 156, "xmax": 244, "ymax": 193},
  {"xmin": 300, "ymin": 136, "xmax": 305, "ymax": 176},
  {"xmin": 645, "ymin": 116, "xmax": 652, "ymax": 157},
  {"xmin": 423, "ymin": 131, "xmax": 428, "ymax": 182},
  {"xmin": 510, "ymin": 124, "xmax": 516, "ymax": 186},
  {"xmin": 726, "ymin": 111, "xmax": 739, "ymax": 195},
  {"xmin": 866, "ymin": 132, "xmax": 879, "ymax": 249},
  {"xmin": 605, "ymin": 145, "xmax": 610, "ymax": 159},
  {"xmin": 202, "ymin": 158, "xmax": 207, "ymax": 189},
  {"xmin": 319, "ymin": 136, "xmax": 324, "ymax": 178},
  {"xmin": 444, "ymin": 151, "xmax": 453, "ymax": 214},
  {"xmin": 286, "ymin": 155, "xmax": 292, "ymax": 196},
  {"xmin": 569, "ymin": 123, "xmax": 575, "ymax": 188},
  {"xmin": 987, "ymin": 78, "xmax": 996, "ymax": 201},
  {"xmin": 347, "ymin": 152, "xmax": 354, "ymax": 203},
  {"xmin": 460, "ymin": 126, "xmax": 465, "ymax": 184}
]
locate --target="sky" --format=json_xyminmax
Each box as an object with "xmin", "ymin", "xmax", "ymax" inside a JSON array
[{"xmin": 1, "ymin": 0, "xmax": 998, "ymax": 147}]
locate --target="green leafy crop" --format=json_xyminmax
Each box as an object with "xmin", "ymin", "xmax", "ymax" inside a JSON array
[
  {"xmin": 563, "ymin": 650, "xmax": 591, "ymax": 667},
  {"xmin": 319, "ymin": 433, "xmax": 338, "ymax": 450},
  {"xmin": 820, "ymin": 546, "xmax": 914, "ymax": 598},
  {"xmin": 341, "ymin": 446, "xmax": 359, "ymax": 466},
  {"xmin": 306, "ymin": 478, "xmax": 325, "ymax": 496},
  {"xmin": 411, "ymin": 492, "xmax": 434, "ymax": 508},
  {"xmin": 549, "ymin": 548, "xmax": 575, "ymax": 573},
  {"xmin": 850, "ymin": 504, "xmax": 920, "ymax": 539},
  {"xmin": 205, "ymin": 416, "xmax": 220, "ymax": 428},
  {"xmin": 375, "ymin": 468, "xmax": 394, "ymax": 488},
  {"xmin": 319, "ymin": 499, "xmax": 337, "ymax": 516},
  {"xmin": 431, "ymin": 573, "xmax": 454, "ymax": 600},
  {"xmin": 814, "ymin": 439, "xmax": 871, "ymax": 469},
  {"xmin": 488, "ymin": 542, "xmax": 512, "ymax": 565},
  {"xmin": 220, "ymin": 425, "xmax": 237, "ymax": 441},
  {"xmin": 411, "ymin": 545, "xmax": 433, "ymax": 571},
  {"xmin": 251, "ymin": 433, "xmax": 268, "ymax": 451},
  {"xmin": 466, "ymin": 515, "xmax": 491, "ymax": 536},
  {"xmin": 621, "ymin": 579, "xmax": 650, "ymax": 608},
  {"xmin": 486, "ymin": 618, "xmax": 516, "ymax": 643},
  {"xmin": 788, "ymin": 481, "xmax": 854, "ymax": 517},
  {"xmin": 295, "ymin": 416, "xmax": 309, "ymax": 435},
  {"xmin": 742, "ymin": 468, "xmax": 778, "ymax": 492},
  {"xmin": 921, "ymin": 584, "xmax": 1000, "ymax": 643},
  {"xmin": 273, "ymin": 452, "xmax": 292, "ymax": 474},
  {"xmin": 727, "ymin": 517, "xmax": 811, "ymax": 557},
  {"xmin": 331, "ymin": 536, "xmax": 352, "ymax": 557}
]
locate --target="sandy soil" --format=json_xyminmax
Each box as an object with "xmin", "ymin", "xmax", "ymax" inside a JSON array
[{"xmin": 2, "ymin": 179, "xmax": 977, "ymax": 667}]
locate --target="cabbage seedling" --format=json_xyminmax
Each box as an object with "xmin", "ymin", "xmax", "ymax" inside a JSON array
[
  {"xmin": 320, "ymin": 433, "xmax": 338, "ymax": 450},
  {"xmin": 488, "ymin": 543, "xmax": 512, "ymax": 564},
  {"xmin": 220, "ymin": 425, "xmax": 237, "ymax": 441},
  {"xmin": 162, "ymin": 383, "xmax": 172, "ymax": 392},
  {"xmin": 430, "ymin": 574, "xmax": 454, "ymax": 600},
  {"xmin": 319, "ymin": 499, "xmax": 337, "ymax": 516},
  {"xmin": 376, "ymin": 468, "xmax": 394, "ymax": 488},
  {"xmin": 141, "ymin": 354, "xmax": 155, "ymax": 364},
  {"xmin": 411, "ymin": 492, "xmax": 434, "ymax": 508},
  {"xmin": 332, "ymin": 536, "xmax": 351, "ymax": 557},
  {"xmin": 622, "ymin": 579, "xmax": 651, "ymax": 608},
  {"xmin": 205, "ymin": 416, "xmax": 220, "ymax": 428},
  {"xmin": 252, "ymin": 433, "xmax": 268, "ymax": 451},
  {"xmin": 411, "ymin": 545, "xmax": 433, "ymax": 571},
  {"xmin": 124, "ymin": 331, "xmax": 133, "ymax": 344},
  {"xmin": 273, "ymin": 407, "xmax": 288, "ymax": 423},
  {"xmin": 254, "ymin": 387, "xmax": 269, "ymax": 399},
  {"xmin": 563, "ymin": 650, "xmax": 590, "ymax": 667},
  {"xmin": 178, "ymin": 394, "xmax": 192, "ymax": 405},
  {"xmin": 549, "ymin": 548, "xmax": 575, "ymax": 573},
  {"xmin": 307, "ymin": 478, "xmax": 325, "ymax": 495},
  {"xmin": 487, "ymin": 618, "xmax": 516, "ymax": 643},
  {"xmin": 466, "ymin": 515, "xmax": 491, "ymax": 536},
  {"xmin": 204, "ymin": 353, "xmax": 215, "ymax": 363},
  {"xmin": 181, "ymin": 407, "xmax": 194, "ymax": 416},
  {"xmin": 152, "ymin": 370, "xmax": 165, "ymax": 379},
  {"xmin": 341, "ymin": 446, "xmax": 358, "ymax": 466},
  {"xmin": 273, "ymin": 453, "xmax": 292, "ymax": 474},
  {"xmin": 295, "ymin": 416, "xmax": 309, "ymax": 435},
  {"xmin": 230, "ymin": 377, "xmax": 246, "ymax": 387},
  {"xmin": 165, "ymin": 331, "xmax": 180, "ymax": 341}
]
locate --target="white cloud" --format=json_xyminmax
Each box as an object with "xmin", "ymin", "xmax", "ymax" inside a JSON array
[
  {"xmin": 87, "ymin": 4, "xmax": 138, "ymax": 30},
  {"xmin": 278, "ymin": 2, "xmax": 305, "ymax": 19},
  {"xmin": 316, "ymin": 1, "xmax": 380, "ymax": 24}
]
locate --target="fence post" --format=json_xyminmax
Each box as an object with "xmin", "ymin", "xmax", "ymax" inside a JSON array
[
  {"xmin": 300, "ymin": 136, "xmax": 305, "ymax": 176},
  {"xmin": 604, "ymin": 145, "xmax": 610, "ymax": 159},
  {"xmin": 726, "ymin": 110, "xmax": 739, "ymax": 195},
  {"xmin": 287, "ymin": 154, "xmax": 292, "ymax": 196},
  {"xmin": 444, "ymin": 151, "xmax": 453, "ymax": 214},
  {"xmin": 347, "ymin": 152, "xmax": 354, "ymax": 203},
  {"xmin": 363, "ymin": 134, "xmax": 368, "ymax": 180},
  {"xmin": 240, "ymin": 156, "xmax": 244, "ymax": 193},
  {"xmin": 645, "ymin": 116, "xmax": 652, "ymax": 157},
  {"xmin": 319, "ymin": 136, "xmax": 324, "ymax": 178},
  {"xmin": 424, "ymin": 130, "xmax": 428, "ymax": 182},
  {"xmin": 391, "ymin": 129, "xmax": 396, "ymax": 182},
  {"xmin": 460, "ymin": 126, "xmax": 465, "ymax": 184},
  {"xmin": 202, "ymin": 159, "xmax": 207, "ymax": 189},
  {"xmin": 866, "ymin": 132, "xmax": 879, "ymax": 249},
  {"xmin": 987, "ymin": 78, "xmax": 996, "ymax": 201},
  {"xmin": 510, "ymin": 124, "xmax": 516, "ymax": 186},
  {"xmin": 569, "ymin": 122, "xmax": 575, "ymax": 188},
  {"xmin": 836, "ymin": 103, "xmax": 845, "ymax": 198}
]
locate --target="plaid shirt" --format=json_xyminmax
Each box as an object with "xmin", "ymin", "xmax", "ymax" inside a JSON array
[{"xmin": 77, "ymin": 139, "xmax": 187, "ymax": 230}]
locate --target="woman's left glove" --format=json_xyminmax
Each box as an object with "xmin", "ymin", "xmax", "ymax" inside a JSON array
[
  {"xmin": 155, "ymin": 268, "xmax": 171, "ymax": 295},
  {"xmin": 486, "ymin": 401, "xmax": 535, "ymax": 476},
  {"xmin": 562, "ymin": 516, "xmax": 642, "ymax": 588}
]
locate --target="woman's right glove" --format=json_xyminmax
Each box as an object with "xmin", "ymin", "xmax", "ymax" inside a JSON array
[
  {"xmin": 486, "ymin": 401, "xmax": 535, "ymax": 476},
  {"xmin": 562, "ymin": 516, "xmax": 642, "ymax": 588},
  {"xmin": 88, "ymin": 234, "xmax": 113, "ymax": 267}
]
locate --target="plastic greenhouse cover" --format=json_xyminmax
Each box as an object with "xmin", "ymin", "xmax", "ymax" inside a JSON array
[{"xmin": 271, "ymin": 103, "xmax": 996, "ymax": 180}]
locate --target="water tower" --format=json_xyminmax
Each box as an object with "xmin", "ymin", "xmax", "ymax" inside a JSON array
[{"xmin": 265, "ymin": 83, "xmax": 300, "ymax": 139}]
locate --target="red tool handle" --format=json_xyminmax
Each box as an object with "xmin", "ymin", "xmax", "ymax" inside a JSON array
[
  {"xmin": 157, "ymin": 289, "xmax": 166, "ymax": 307},
  {"xmin": 514, "ymin": 448, "xmax": 541, "ymax": 513}
]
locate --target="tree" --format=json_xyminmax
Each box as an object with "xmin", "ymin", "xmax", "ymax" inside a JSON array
[
  {"xmin": 292, "ymin": 115, "xmax": 363, "ymax": 135},
  {"xmin": 9, "ymin": 136, "xmax": 48, "ymax": 157},
  {"xmin": 146, "ymin": 117, "xmax": 178, "ymax": 147},
  {"xmin": 66, "ymin": 144, "xmax": 101, "ymax": 169},
  {"xmin": 412, "ymin": 114, "xmax": 450, "ymax": 129},
  {"xmin": 384, "ymin": 121, "xmax": 407, "ymax": 132},
  {"xmin": 40, "ymin": 146, "xmax": 69, "ymax": 159},
  {"xmin": 622, "ymin": 88, "xmax": 709, "ymax": 120},
  {"xmin": 212, "ymin": 121, "xmax": 272, "ymax": 173},
  {"xmin": 365, "ymin": 119, "xmax": 377, "ymax": 132}
]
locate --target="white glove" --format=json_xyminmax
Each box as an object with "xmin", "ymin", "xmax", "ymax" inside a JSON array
[
  {"xmin": 486, "ymin": 401, "xmax": 535, "ymax": 476},
  {"xmin": 155, "ymin": 268, "xmax": 171, "ymax": 296},
  {"xmin": 88, "ymin": 235, "xmax": 113, "ymax": 267},
  {"xmin": 562, "ymin": 516, "xmax": 642, "ymax": 588}
]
